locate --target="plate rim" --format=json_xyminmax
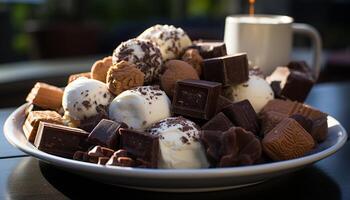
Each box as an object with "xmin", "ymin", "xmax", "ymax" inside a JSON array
[{"xmin": 3, "ymin": 103, "xmax": 348, "ymax": 179}]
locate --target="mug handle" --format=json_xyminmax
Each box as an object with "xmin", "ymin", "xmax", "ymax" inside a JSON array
[{"xmin": 292, "ymin": 23, "xmax": 322, "ymax": 79}]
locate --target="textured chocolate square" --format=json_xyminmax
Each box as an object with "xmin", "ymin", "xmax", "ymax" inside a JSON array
[
  {"xmin": 289, "ymin": 114, "xmax": 313, "ymax": 134},
  {"xmin": 201, "ymin": 112, "xmax": 233, "ymax": 132},
  {"xmin": 87, "ymin": 119, "xmax": 127, "ymax": 150},
  {"xmin": 262, "ymin": 118, "xmax": 315, "ymax": 161},
  {"xmin": 191, "ymin": 40, "xmax": 227, "ymax": 59},
  {"xmin": 119, "ymin": 129, "xmax": 159, "ymax": 168},
  {"xmin": 23, "ymin": 110, "xmax": 63, "ymax": 143},
  {"xmin": 172, "ymin": 79, "xmax": 222, "ymax": 120},
  {"xmin": 35, "ymin": 122, "xmax": 89, "ymax": 158},
  {"xmin": 203, "ymin": 53, "xmax": 249, "ymax": 86},
  {"xmin": 222, "ymin": 100, "xmax": 260, "ymax": 135},
  {"xmin": 280, "ymin": 71, "xmax": 315, "ymax": 102}
]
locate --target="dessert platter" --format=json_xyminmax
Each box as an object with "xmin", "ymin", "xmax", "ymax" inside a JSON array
[{"xmin": 4, "ymin": 24, "xmax": 348, "ymax": 192}]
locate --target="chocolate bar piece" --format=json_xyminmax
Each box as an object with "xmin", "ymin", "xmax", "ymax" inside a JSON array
[
  {"xmin": 203, "ymin": 53, "xmax": 249, "ymax": 86},
  {"xmin": 87, "ymin": 119, "xmax": 127, "ymax": 150},
  {"xmin": 26, "ymin": 82, "xmax": 64, "ymax": 111},
  {"xmin": 310, "ymin": 116, "xmax": 328, "ymax": 143},
  {"xmin": 219, "ymin": 127, "xmax": 262, "ymax": 167},
  {"xmin": 201, "ymin": 112, "xmax": 233, "ymax": 132},
  {"xmin": 262, "ymin": 118, "xmax": 315, "ymax": 161},
  {"xmin": 280, "ymin": 71, "xmax": 315, "ymax": 102},
  {"xmin": 191, "ymin": 40, "xmax": 227, "ymax": 59},
  {"xmin": 287, "ymin": 61, "xmax": 313, "ymax": 76},
  {"xmin": 222, "ymin": 100, "xmax": 260, "ymax": 135},
  {"xmin": 23, "ymin": 111, "xmax": 63, "ymax": 143},
  {"xmin": 172, "ymin": 79, "xmax": 222, "ymax": 120},
  {"xmin": 35, "ymin": 122, "xmax": 89, "ymax": 158},
  {"xmin": 119, "ymin": 129, "xmax": 159, "ymax": 168}
]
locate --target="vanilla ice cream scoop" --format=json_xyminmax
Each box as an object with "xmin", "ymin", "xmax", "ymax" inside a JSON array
[
  {"xmin": 62, "ymin": 78, "xmax": 113, "ymax": 120},
  {"xmin": 146, "ymin": 116, "xmax": 209, "ymax": 169},
  {"xmin": 108, "ymin": 86, "xmax": 171, "ymax": 130},
  {"xmin": 138, "ymin": 24, "xmax": 192, "ymax": 60},
  {"xmin": 225, "ymin": 75, "xmax": 274, "ymax": 113}
]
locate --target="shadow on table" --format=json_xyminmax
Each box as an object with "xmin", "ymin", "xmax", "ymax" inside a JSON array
[{"xmin": 36, "ymin": 162, "xmax": 341, "ymax": 200}]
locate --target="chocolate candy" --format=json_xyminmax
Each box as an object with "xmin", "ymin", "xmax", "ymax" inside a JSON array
[
  {"xmin": 79, "ymin": 107, "xmax": 108, "ymax": 132},
  {"xmin": 191, "ymin": 40, "xmax": 227, "ymax": 59},
  {"xmin": 222, "ymin": 100, "xmax": 260, "ymax": 135},
  {"xmin": 201, "ymin": 112, "xmax": 233, "ymax": 132},
  {"xmin": 172, "ymin": 79, "xmax": 222, "ymax": 120},
  {"xmin": 23, "ymin": 110, "xmax": 63, "ymax": 143},
  {"xmin": 219, "ymin": 127, "xmax": 262, "ymax": 167},
  {"xmin": 119, "ymin": 129, "xmax": 159, "ymax": 168},
  {"xmin": 310, "ymin": 116, "xmax": 328, "ymax": 143},
  {"xmin": 262, "ymin": 118, "xmax": 315, "ymax": 161},
  {"xmin": 35, "ymin": 122, "xmax": 89, "ymax": 158},
  {"xmin": 287, "ymin": 60, "xmax": 313, "ymax": 76},
  {"xmin": 87, "ymin": 119, "xmax": 127, "ymax": 150},
  {"xmin": 203, "ymin": 53, "xmax": 249, "ymax": 86},
  {"xmin": 281, "ymin": 71, "xmax": 315, "ymax": 102}
]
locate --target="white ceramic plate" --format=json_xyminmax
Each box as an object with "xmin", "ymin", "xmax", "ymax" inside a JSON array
[{"xmin": 3, "ymin": 104, "xmax": 348, "ymax": 192}]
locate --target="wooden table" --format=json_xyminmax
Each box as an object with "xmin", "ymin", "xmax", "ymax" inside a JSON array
[{"xmin": 1, "ymin": 82, "xmax": 349, "ymax": 199}]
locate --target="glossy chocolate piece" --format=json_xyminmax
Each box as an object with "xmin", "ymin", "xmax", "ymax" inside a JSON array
[
  {"xmin": 262, "ymin": 118, "xmax": 315, "ymax": 161},
  {"xmin": 119, "ymin": 129, "xmax": 159, "ymax": 168},
  {"xmin": 219, "ymin": 127, "xmax": 262, "ymax": 167},
  {"xmin": 281, "ymin": 71, "xmax": 315, "ymax": 102},
  {"xmin": 191, "ymin": 40, "xmax": 227, "ymax": 59},
  {"xmin": 201, "ymin": 112, "xmax": 233, "ymax": 132},
  {"xmin": 222, "ymin": 100, "xmax": 260, "ymax": 135},
  {"xmin": 172, "ymin": 79, "xmax": 222, "ymax": 120},
  {"xmin": 87, "ymin": 119, "xmax": 127, "ymax": 150},
  {"xmin": 287, "ymin": 60, "xmax": 313, "ymax": 77},
  {"xmin": 35, "ymin": 122, "xmax": 89, "ymax": 158},
  {"xmin": 79, "ymin": 109, "xmax": 108, "ymax": 132},
  {"xmin": 203, "ymin": 53, "xmax": 249, "ymax": 86}
]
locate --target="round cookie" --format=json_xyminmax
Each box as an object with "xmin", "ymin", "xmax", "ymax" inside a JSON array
[
  {"xmin": 91, "ymin": 56, "xmax": 113, "ymax": 83},
  {"xmin": 112, "ymin": 39, "xmax": 163, "ymax": 83},
  {"xmin": 106, "ymin": 61, "xmax": 145, "ymax": 96}
]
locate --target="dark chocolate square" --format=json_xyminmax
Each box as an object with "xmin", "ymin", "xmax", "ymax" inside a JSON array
[
  {"xmin": 201, "ymin": 112, "xmax": 233, "ymax": 131},
  {"xmin": 35, "ymin": 122, "xmax": 88, "ymax": 158},
  {"xmin": 281, "ymin": 71, "xmax": 315, "ymax": 102},
  {"xmin": 222, "ymin": 100, "xmax": 260, "ymax": 135},
  {"xmin": 191, "ymin": 40, "xmax": 227, "ymax": 59},
  {"xmin": 119, "ymin": 129, "xmax": 159, "ymax": 168},
  {"xmin": 172, "ymin": 79, "xmax": 222, "ymax": 120},
  {"xmin": 203, "ymin": 53, "xmax": 249, "ymax": 86},
  {"xmin": 87, "ymin": 119, "xmax": 127, "ymax": 150}
]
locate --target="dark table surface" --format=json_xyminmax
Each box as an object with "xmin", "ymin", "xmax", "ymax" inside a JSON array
[{"xmin": 1, "ymin": 82, "xmax": 349, "ymax": 200}]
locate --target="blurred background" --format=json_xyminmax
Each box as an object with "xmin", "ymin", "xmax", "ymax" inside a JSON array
[{"xmin": 0, "ymin": 0, "xmax": 350, "ymax": 107}]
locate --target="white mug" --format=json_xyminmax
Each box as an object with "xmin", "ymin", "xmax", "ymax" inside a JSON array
[{"xmin": 224, "ymin": 14, "xmax": 322, "ymax": 78}]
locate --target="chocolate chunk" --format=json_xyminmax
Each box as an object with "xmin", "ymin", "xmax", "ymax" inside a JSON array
[
  {"xmin": 259, "ymin": 111, "xmax": 288, "ymax": 136},
  {"xmin": 119, "ymin": 129, "xmax": 159, "ymax": 168},
  {"xmin": 222, "ymin": 100, "xmax": 260, "ymax": 135},
  {"xmin": 35, "ymin": 122, "xmax": 89, "ymax": 158},
  {"xmin": 289, "ymin": 114, "xmax": 313, "ymax": 134},
  {"xmin": 98, "ymin": 157, "xmax": 110, "ymax": 165},
  {"xmin": 262, "ymin": 118, "xmax": 315, "ymax": 161},
  {"xmin": 201, "ymin": 112, "xmax": 233, "ymax": 132},
  {"xmin": 215, "ymin": 95, "xmax": 233, "ymax": 113},
  {"xmin": 191, "ymin": 40, "xmax": 227, "ymax": 59},
  {"xmin": 287, "ymin": 61, "xmax": 313, "ymax": 77},
  {"xmin": 270, "ymin": 81, "xmax": 284, "ymax": 99},
  {"xmin": 281, "ymin": 71, "xmax": 315, "ymax": 102},
  {"xmin": 73, "ymin": 151, "xmax": 89, "ymax": 162},
  {"xmin": 87, "ymin": 119, "xmax": 127, "ymax": 150},
  {"xmin": 219, "ymin": 127, "xmax": 262, "ymax": 167},
  {"xmin": 203, "ymin": 53, "xmax": 249, "ymax": 86},
  {"xmin": 172, "ymin": 79, "xmax": 222, "ymax": 120},
  {"xmin": 200, "ymin": 130, "xmax": 223, "ymax": 166},
  {"xmin": 88, "ymin": 145, "xmax": 115, "ymax": 158}
]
